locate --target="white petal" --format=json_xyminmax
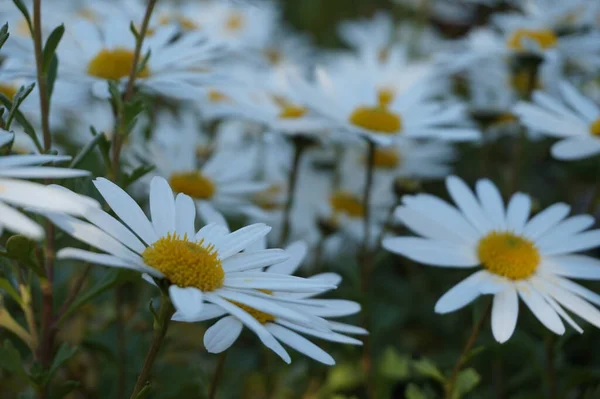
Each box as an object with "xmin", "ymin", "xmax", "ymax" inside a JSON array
[
  {"xmin": 276, "ymin": 319, "xmax": 363, "ymax": 345},
  {"xmin": 0, "ymin": 201, "xmax": 44, "ymax": 239},
  {"xmin": 175, "ymin": 194, "xmax": 196, "ymax": 238},
  {"xmin": 491, "ymin": 287, "xmax": 519, "ymax": 343},
  {"xmin": 544, "ymin": 283, "xmax": 600, "ymax": 329},
  {"xmin": 150, "ymin": 176, "xmax": 176, "ymax": 237},
  {"xmin": 223, "ymin": 272, "xmax": 335, "ymax": 292},
  {"xmin": 382, "ymin": 237, "xmax": 478, "ymax": 267},
  {"xmin": 172, "ymin": 304, "xmax": 226, "ymax": 322},
  {"xmin": 476, "ymin": 179, "xmax": 505, "ymax": 229},
  {"xmin": 204, "ymin": 292, "xmax": 291, "ymax": 363},
  {"xmin": 266, "ymin": 241, "xmax": 307, "ymax": 274},
  {"xmin": 169, "ymin": 286, "xmax": 204, "ymax": 319},
  {"xmin": 0, "ymin": 167, "xmax": 89, "ymax": 179},
  {"xmin": 434, "ymin": 271, "xmax": 487, "ymax": 314},
  {"xmin": 446, "ymin": 175, "xmax": 493, "ymax": 234},
  {"xmin": 215, "ymin": 224, "xmax": 272, "ymax": 259},
  {"xmin": 505, "ymin": 193, "xmax": 531, "ymax": 234},
  {"xmin": 266, "ymin": 323, "xmax": 335, "ymax": 365},
  {"xmin": 402, "ymin": 194, "xmax": 480, "ymax": 242},
  {"xmin": 195, "ymin": 223, "xmax": 228, "ymax": 246},
  {"xmin": 197, "ymin": 201, "xmax": 229, "ymax": 231},
  {"xmin": 85, "ymin": 208, "xmax": 146, "ymax": 254},
  {"xmin": 203, "ymin": 316, "xmax": 243, "ymax": 353},
  {"xmin": 222, "ymin": 250, "xmax": 289, "ymax": 273},
  {"xmin": 523, "ymin": 203, "xmax": 570, "ymax": 241},
  {"xmin": 545, "ymin": 255, "xmax": 600, "ymax": 280},
  {"xmin": 540, "ymin": 292, "xmax": 583, "ymax": 334},
  {"xmin": 57, "ymin": 248, "xmax": 158, "ymax": 275},
  {"xmin": 555, "ymin": 277, "xmax": 600, "ymax": 306},
  {"xmin": 93, "ymin": 178, "xmax": 158, "ymax": 245},
  {"xmin": 289, "ymin": 299, "xmax": 361, "ymax": 318},
  {"xmin": 518, "ymin": 283, "xmax": 565, "ymax": 335},
  {"xmin": 537, "ymin": 215, "xmax": 595, "ymax": 250},
  {"xmin": 551, "ymin": 138, "xmax": 600, "ymax": 160},
  {"xmin": 394, "ymin": 206, "xmax": 465, "ymax": 244},
  {"xmin": 541, "ymin": 230, "xmax": 600, "ymax": 256}
]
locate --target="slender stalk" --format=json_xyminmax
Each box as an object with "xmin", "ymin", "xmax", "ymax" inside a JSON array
[
  {"xmin": 116, "ymin": 286, "xmax": 127, "ymax": 399},
  {"xmin": 278, "ymin": 136, "xmax": 308, "ymax": 246},
  {"xmin": 111, "ymin": 0, "xmax": 158, "ymax": 181},
  {"xmin": 129, "ymin": 296, "xmax": 174, "ymax": 399},
  {"xmin": 445, "ymin": 302, "xmax": 492, "ymax": 399},
  {"xmin": 53, "ymin": 264, "xmax": 92, "ymax": 325},
  {"xmin": 359, "ymin": 139, "xmax": 376, "ymax": 399},
  {"xmin": 31, "ymin": 3, "xmax": 56, "ymax": 395},
  {"xmin": 545, "ymin": 336, "xmax": 556, "ymax": 399},
  {"xmin": 208, "ymin": 352, "xmax": 228, "ymax": 399}
]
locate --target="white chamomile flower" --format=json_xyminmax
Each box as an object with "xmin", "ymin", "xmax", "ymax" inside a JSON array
[
  {"xmin": 384, "ymin": 176, "xmax": 600, "ymax": 343},
  {"xmin": 343, "ymin": 138, "xmax": 455, "ymax": 184},
  {"xmin": 0, "ymin": 130, "xmax": 97, "ymax": 239},
  {"xmin": 46, "ymin": 176, "xmax": 336, "ymax": 360},
  {"xmin": 337, "ymin": 11, "xmax": 396, "ymax": 56},
  {"xmin": 299, "ymin": 66, "xmax": 480, "ymax": 145},
  {"xmin": 144, "ymin": 113, "xmax": 268, "ymax": 216},
  {"xmin": 185, "ymin": 213, "xmax": 366, "ymax": 364},
  {"xmin": 57, "ymin": 15, "xmax": 221, "ymax": 99},
  {"xmin": 513, "ymin": 81, "xmax": 600, "ymax": 160}
]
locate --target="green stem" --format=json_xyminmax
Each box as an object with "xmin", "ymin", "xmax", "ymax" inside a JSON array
[
  {"xmin": 445, "ymin": 302, "xmax": 492, "ymax": 399},
  {"xmin": 208, "ymin": 352, "xmax": 228, "ymax": 399},
  {"xmin": 129, "ymin": 296, "xmax": 174, "ymax": 399}
]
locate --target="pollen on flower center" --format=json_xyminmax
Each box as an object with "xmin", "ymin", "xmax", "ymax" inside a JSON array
[
  {"xmin": 349, "ymin": 106, "xmax": 402, "ymax": 134},
  {"xmin": 87, "ymin": 48, "xmax": 150, "ymax": 80},
  {"xmin": 230, "ymin": 289, "xmax": 275, "ymax": 324},
  {"xmin": 589, "ymin": 119, "xmax": 600, "ymax": 136},
  {"xmin": 330, "ymin": 191, "xmax": 364, "ymax": 218},
  {"xmin": 169, "ymin": 171, "xmax": 216, "ymax": 200},
  {"xmin": 370, "ymin": 148, "xmax": 401, "ymax": 168},
  {"xmin": 142, "ymin": 233, "xmax": 225, "ymax": 291},
  {"xmin": 0, "ymin": 84, "xmax": 17, "ymax": 100},
  {"xmin": 226, "ymin": 12, "xmax": 245, "ymax": 32},
  {"xmin": 377, "ymin": 88, "xmax": 395, "ymax": 108},
  {"xmin": 507, "ymin": 29, "xmax": 558, "ymax": 51},
  {"xmin": 477, "ymin": 231, "xmax": 540, "ymax": 280}
]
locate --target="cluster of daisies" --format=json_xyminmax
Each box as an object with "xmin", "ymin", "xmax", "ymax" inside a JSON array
[{"xmin": 2, "ymin": 0, "xmax": 600, "ymax": 374}]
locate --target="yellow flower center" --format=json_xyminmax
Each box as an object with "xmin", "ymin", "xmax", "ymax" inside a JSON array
[
  {"xmin": 226, "ymin": 12, "xmax": 244, "ymax": 32},
  {"xmin": 273, "ymin": 96, "xmax": 308, "ymax": 119},
  {"xmin": 329, "ymin": 191, "xmax": 364, "ymax": 218},
  {"xmin": 507, "ymin": 29, "xmax": 558, "ymax": 51},
  {"xmin": 590, "ymin": 119, "xmax": 600, "ymax": 136},
  {"xmin": 169, "ymin": 171, "xmax": 216, "ymax": 200},
  {"xmin": 142, "ymin": 233, "xmax": 224, "ymax": 291},
  {"xmin": 349, "ymin": 106, "xmax": 402, "ymax": 134},
  {"xmin": 477, "ymin": 231, "xmax": 540, "ymax": 280},
  {"xmin": 371, "ymin": 148, "xmax": 401, "ymax": 168},
  {"xmin": 208, "ymin": 90, "xmax": 231, "ymax": 103},
  {"xmin": 377, "ymin": 88, "xmax": 395, "ymax": 108},
  {"xmin": 87, "ymin": 48, "xmax": 150, "ymax": 80},
  {"xmin": 0, "ymin": 84, "xmax": 17, "ymax": 100},
  {"xmin": 229, "ymin": 290, "xmax": 275, "ymax": 324},
  {"xmin": 253, "ymin": 185, "xmax": 282, "ymax": 210}
]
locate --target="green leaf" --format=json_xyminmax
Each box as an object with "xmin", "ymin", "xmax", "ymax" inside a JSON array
[
  {"xmin": 405, "ymin": 383, "xmax": 427, "ymax": 399},
  {"xmin": 0, "ymin": 23, "xmax": 10, "ymax": 50},
  {"xmin": 379, "ymin": 348, "xmax": 410, "ymax": 380},
  {"xmin": 453, "ymin": 369, "xmax": 481, "ymax": 399},
  {"xmin": 46, "ymin": 55, "xmax": 58, "ymax": 99},
  {"xmin": 5, "ymin": 235, "xmax": 43, "ymax": 277},
  {"xmin": 11, "ymin": 0, "xmax": 32, "ymax": 35},
  {"xmin": 58, "ymin": 269, "xmax": 123, "ymax": 325},
  {"xmin": 0, "ymin": 339, "xmax": 26, "ymax": 377},
  {"xmin": 129, "ymin": 21, "xmax": 140, "ymax": 41},
  {"xmin": 108, "ymin": 81, "xmax": 123, "ymax": 110},
  {"xmin": 123, "ymin": 164, "xmax": 155, "ymax": 188},
  {"xmin": 413, "ymin": 358, "xmax": 445, "ymax": 383},
  {"xmin": 50, "ymin": 380, "xmax": 80, "ymax": 399},
  {"xmin": 137, "ymin": 49, "xmax": 151, "ymax": 76},
  {"xmin": 69, "ymin": 131, "xmax": 105, "ymax": 168},
  {"xmin": 133, "ymin": 383, "xmax": 152, "ymax": 399},
  {"xmin": 48, "ymin": 344, "xmax": 78, "ymax": 380},
  {"xmin": 42, "ymin": 24, "xmax": 64, "ymax": 73},
  {"xmin": 0, "ymin": 93, "xmax": 43, "ymax": 152},
  {"xmin": 0, "ymin": 277, "xmax": 23, "ymax": 306},
  {"xmin": 6, "ymin": 83, "xmax": 35, "ymax": 129}
]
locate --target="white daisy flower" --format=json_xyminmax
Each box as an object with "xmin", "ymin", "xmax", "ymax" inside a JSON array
[
  {"xmin": 343, "ymin": 137, "xmax": 456, "ymax": 183},
  {"xmin": 298, "ymin": 65, "xmax": 480, "ymax": 145},
  {"xmin": 185, "ymin": 211, "xmax": 366, "ymax": 365},
  {"xmin": 142, "ymin": 112, "xmax": 268, "ymax": 216},
  {"xmin": 513, "ymin": 81, "xmax": 600, "ymax": 160},
  {"xmin": 46, "ymin": 176, "xmax": 337, "ymax": 360},
  {"xmin": 56, "ymin": 15, "xmax": 222, "ymax": 100},
  {"xmin": 0, "ymin": 130, "xmax": 97, "ymax": 239},
  {"xmin": 383, "ymin": 175, "xmax": 600, "ymax": 343}
]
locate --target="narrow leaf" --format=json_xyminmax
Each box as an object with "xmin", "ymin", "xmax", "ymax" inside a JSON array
[
  {"xmin": 42, "ymin": 24, "xmax": 64, "ymax": 72},
  {"xmin": 11, "ymin": 0, "xmax": 32, "ymax": 35},
  {"xmin": 69, "ymin": 133, "xmax": 105, "ymax": 168}
]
